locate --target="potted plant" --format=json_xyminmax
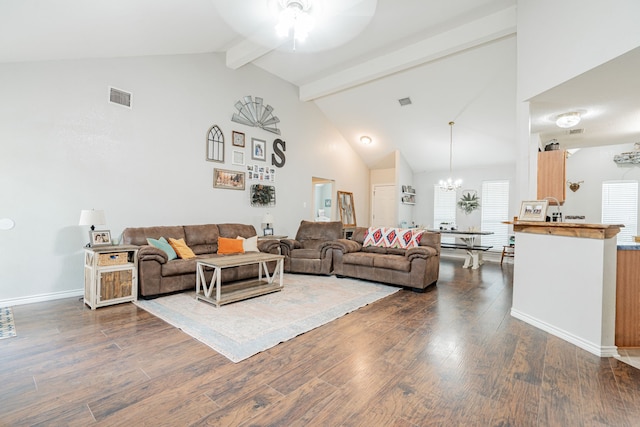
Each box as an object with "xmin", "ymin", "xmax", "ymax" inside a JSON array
[{"xmin": 457, "ymin": 191, "xmax": 480, "ymax": 215}]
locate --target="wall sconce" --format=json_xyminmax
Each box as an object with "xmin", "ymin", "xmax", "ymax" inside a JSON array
[{"xmin": 567, "ymin": 180, "xmax": 584, "ymax": 192}]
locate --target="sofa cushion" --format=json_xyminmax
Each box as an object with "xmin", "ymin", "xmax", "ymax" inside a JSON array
[
  {"xmin": 290, "ymin": 248, "xmax": 322, "ymax": 260},
  {"xmin": 122, "ymin": 226, "xmax": 186, "ymax": 246},
  {"xmin": 168, "ymin": 238, "xmax": 196, "ymax": 259},
  {"xmin": 184, "ymin": 224, "xmax": 219, "ymax": 255},
  {"xmin": 363, "ymin": 227, "xmax": 423, "ymax": 249},
  {"xmin": 373, "ymin": 254, "xmax": 411, "ymax": 272},
  {"xmin": 218, "ymin": 237, "xmax": 245, "ymax": 254},
  {"xmin": 237, "ymin": 235, "xmax": 259, "ymax": 252},
  {"xmin": 342, "ymin": 252, "xmax": 375, "ymax": 267},
  {"xmin": 294, "ymin": 220, "xmax": 343, "ymax": 241},
  {"xmin": 161, "ymin": 257, "xmax": 200, "ymax": 277},
  {"xmin": 147, "ymin": 237, "xmax": 178, "ymax": 261},
  {"xmin": 218, "ymin": 223, "xmax": 259, "ymax": 239}
]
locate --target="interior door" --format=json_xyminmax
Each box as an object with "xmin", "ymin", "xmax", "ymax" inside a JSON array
[{"xmin": 371, "ymin": 184, "xmax": 396, "ymax": 227}]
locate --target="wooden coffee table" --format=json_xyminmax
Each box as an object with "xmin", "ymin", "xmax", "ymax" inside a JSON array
[{"xmin": 195, "ymin": 252, "xmax": 284, "ymax": 307}]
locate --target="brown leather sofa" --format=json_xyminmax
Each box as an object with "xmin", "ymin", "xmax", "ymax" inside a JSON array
[
  {"xmin": 279, "ymin": 220, "xmax": 343, "ymax": 275},
  {"xmin": 331, "ymin": 227, "xmax": 441, "ymax": 291},
  {"xmin": 122, "ymin": 223, "xmax": 280, "ymax": 298}
]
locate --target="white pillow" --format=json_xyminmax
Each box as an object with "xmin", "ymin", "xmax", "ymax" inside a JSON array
[{"xmin": 237, "ymin": 235, "xmax": 259, "ymax": 252}]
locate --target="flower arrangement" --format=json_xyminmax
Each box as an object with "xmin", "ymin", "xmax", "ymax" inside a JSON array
[{"xmin": 457, "ymin": 191, "xmax": 480, "ymax": 215}]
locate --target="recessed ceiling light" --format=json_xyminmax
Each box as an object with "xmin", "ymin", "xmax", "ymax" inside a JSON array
[
  {"xmin": 360, "ymin": 136, "xmax": 372, "ymax": 144},
  {"xmin": 556, "ymin": 112, "xmax": 582, "ymax": 128}
]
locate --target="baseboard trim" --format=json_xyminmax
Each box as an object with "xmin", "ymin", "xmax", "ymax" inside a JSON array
[
  {"xmin": 511, "ymin": 308, "xmax": 618, "ymax": 358},
  {"xmin": 0, "ymin": 289, "xmax": 83, "ymax": 307}
]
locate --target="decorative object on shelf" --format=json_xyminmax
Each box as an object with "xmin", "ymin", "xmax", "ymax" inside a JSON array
[
  {"xmin": 251, "ymin": 138, "xmax": 267, "ymax": 161},
  {"xmin": 231, "ymin": 96, "xmax": 281, "ymax": 135},
  {"xmin": 544, "ymin": 139, "xmax": 559, "ymax": 151},
  {"xmin": 555, "ymin": 111, "xmax": 581, "ymax": 128},
  {"xmin": 262, "ymin": 212, "xmax": 274, "ymax": 236},
  {"xmin": 567, "ymin": 180, "xmax": 583, "ymax": 192},
  {"xmin": 401, "ymin": 194, "xmax": 415, "ymax": 204},
  {"xmin": 214, "ymin": 0, "xmax": 377, "ymax": 54},
  {"xmin": 337, "ymin": 191, "xmax": 356, "ymax": 227},
  {"xmin": 206, "ymin": 125, "xmax": 224, "ymax": 162},
  {"xmin": 232, "ymin": 150, "xmax": 245, "ymax": 166},
  {"xmin": 518, "ymin": 200, "xmax": 549, "ymax": 222},
  {"xmin": 213, "ymin": 168, "xmax": 245, "ymax": 190},
  {"xmin": 232, "ymin": 130, "xmax": 245, "ymax": 147},
  {"xmin": 438, "ymin": 121, "xmax": 462, "ymax": 191},
  {"xmin": 251, "ymin": 184, "xmax": 276, "ymax": 207},
  {"xmin": 90, "ymin": 230, "xmax": 112, "ymax": 247},
  {"xmin": 457, "ymin": 190, "xmax": 480, "ymax": 215}
]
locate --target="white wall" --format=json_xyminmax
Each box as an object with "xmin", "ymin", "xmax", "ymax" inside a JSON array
[
  {"xmin": 0, "ymin": 53, "xmax": 370, "ymax": 304},
  {"xmin": 396, "ymin": 151, "xmax": 414, "ymax": 227},
  {"xmin": 413, "ymin": 163, "xmax": 517, "ymax": 230},
  {"xmin": 563, "ymin": 143, "xmax": 640, "ymax": 226}
]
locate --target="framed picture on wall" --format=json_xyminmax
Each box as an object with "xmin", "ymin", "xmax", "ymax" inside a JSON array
[
  {"xmin": 213, "ymin": 168, "xmax": 246, "ymax": 190},
  {"xmin": 251, "ymin": 138, "xmax": 266, "ymax": 161},
  {"xmin": 232, "ymin": 131, "xmax": 245, "ymax": 147}
]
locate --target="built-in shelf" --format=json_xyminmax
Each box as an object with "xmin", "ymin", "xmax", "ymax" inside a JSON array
[{"xmin": 401, "ymin": 186, "xmax": 416, "ymax": 205}]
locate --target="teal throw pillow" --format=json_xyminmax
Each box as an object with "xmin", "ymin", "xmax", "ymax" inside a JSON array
[{"xmin": 147, "ymin": 236, "xmax": 178, "ymax": 261}]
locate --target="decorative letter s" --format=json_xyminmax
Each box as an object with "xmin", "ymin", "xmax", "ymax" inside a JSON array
[{"xmin": 272, "ymin": 139, "xmax": 286, "ymax": 168}]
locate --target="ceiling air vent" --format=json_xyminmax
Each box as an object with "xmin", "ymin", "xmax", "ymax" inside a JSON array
[
  {"xmin": 398, "ymin": 97, "xmax": 412, "ymax": 106},
  {"xmin": 109, "ymin": 87, "xmax": 132, "ymax": 108},
  {"xmin": 568, "ymin": 128, "xmax": 584, "ymax": 135}
]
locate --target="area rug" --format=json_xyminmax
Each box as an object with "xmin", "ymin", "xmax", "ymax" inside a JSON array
[
  {"xmin": 134, "ymin": 274, "xmax": 398, "ymax": 362},
  {"xmin": 0, "ymin": 307, "xmax": 16, "ymax": 339}
]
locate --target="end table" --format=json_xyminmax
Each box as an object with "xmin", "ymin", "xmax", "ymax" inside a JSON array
[{"xmin": 84, "ymin": 245, "xmax": 138, "ymax": 309}]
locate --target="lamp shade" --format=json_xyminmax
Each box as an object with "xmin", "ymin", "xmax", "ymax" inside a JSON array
[
  {"xmin": 79, "ymin": 209, "xmax": 106, "ymax": 227},
  {"xmin": 262, "ymin": 213, "xmax": 275, "ymax": 225}
]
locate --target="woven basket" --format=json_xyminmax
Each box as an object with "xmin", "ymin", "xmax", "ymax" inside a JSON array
[{"xmin": 98, "ymin": 252, "xmax": 128, "ymax": 266}]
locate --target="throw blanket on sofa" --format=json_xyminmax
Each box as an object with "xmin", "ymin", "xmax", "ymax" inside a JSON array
[{"xmin": 363, "ymin": 227, "xmax": 423, "ymax": 249}]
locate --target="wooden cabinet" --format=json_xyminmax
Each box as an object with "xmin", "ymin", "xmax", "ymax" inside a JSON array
[
  {"xmin": 537, "ymin": 150, "xmax": 566, "ymax": 204},
  {"xmin": 84, "ymin": 245, "xmax": 138, "ymax": 309},
  {"xmin": 616, "ymin": 248, "xmax": 640, "ymax": 347}
]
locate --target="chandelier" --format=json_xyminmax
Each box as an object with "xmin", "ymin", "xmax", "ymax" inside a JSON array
[
  {"xmin": 439, "ymin": 121, "xmax": 462, "ymax": 191},
  {"xmin": 275, "ymin": 0, "xmax": 316, "ymax": 49}
]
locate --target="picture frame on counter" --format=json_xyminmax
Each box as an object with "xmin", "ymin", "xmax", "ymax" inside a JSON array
[{"xmin": 518, "ymin": 200, "xmax": 549, "ymax": 222}]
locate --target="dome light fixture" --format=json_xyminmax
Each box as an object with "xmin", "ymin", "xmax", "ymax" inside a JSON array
[
  {"xmin": 360, "ymin": 135, "xmax": 372, "ymax": 145},
  {"xmin": 556, "ymin": 112, "xmax": 582, "ymax": 128},
  {"xmin": 439, "ymin": 121, "xmax": 462, "ymax": 192}
]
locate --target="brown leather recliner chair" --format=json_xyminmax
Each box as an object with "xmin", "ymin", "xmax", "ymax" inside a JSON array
[{"xmin": 280, "ymin": 220, "xmax": 343, "ymax": 275}]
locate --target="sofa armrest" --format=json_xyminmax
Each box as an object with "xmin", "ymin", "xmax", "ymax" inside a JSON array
[
  {"xmin": 138, "ymin": 245, "xmax": 168, "ymax": 264},
  {"xmin": 419, "ymin": 231, "xmax": 441, "ymax": 253},
  {"xmin": 329, "ymin": 238, "xmax": 362, "ymax": 254},
  {"xmin": 406, "ymin": 246, "xmax": 438, "ymax": 261},
  {"xmin": 279, "ymin": 238, "xmax": 301, "ymax": 257},
  {"xmin": 257, "ymin": 239, "xmax": 280, "ymax": 253}
]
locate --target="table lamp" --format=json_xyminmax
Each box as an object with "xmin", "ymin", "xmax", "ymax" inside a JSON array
[{"xmin": 79, "ymin": 209, "xmax": 106, "ymax": 246}]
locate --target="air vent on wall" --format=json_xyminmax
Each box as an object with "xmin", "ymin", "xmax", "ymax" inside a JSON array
[
  {"xmin": 568, "ymin": 128, "xmax": 584, "ymax": 135},
  {"xmin": 109, "ymin": 86, "xmax": 132, "ymax": 108},
  {"xmin": 398, "ymin": 97, "xmax": 412, "ymax": 106}
]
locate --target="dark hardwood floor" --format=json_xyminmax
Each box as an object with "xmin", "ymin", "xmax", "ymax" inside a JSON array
[{"xmin": 2, "ymin": 259, "xmax": 640, "ymax": 426}]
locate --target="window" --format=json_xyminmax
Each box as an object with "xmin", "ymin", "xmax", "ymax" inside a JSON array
[
  {"xmin": 480, "ymin": 180, "xmax": 509, "ymax": 251},
  {"xmin": 602, "ymin": 180, "xmax": 638, "ymax": 244},
  {"xmin": 433, "ymin": 185, "xmax": 457, "ymax": 243}
]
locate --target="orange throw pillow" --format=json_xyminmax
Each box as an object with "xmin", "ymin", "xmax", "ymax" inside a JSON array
[
  {"xmin": 217, "ymin": 237, "xmax": 245, "ymax": 254},
  {"xmin": 167, "ymin": 238, "xmax": 196, "ymax": 259}
]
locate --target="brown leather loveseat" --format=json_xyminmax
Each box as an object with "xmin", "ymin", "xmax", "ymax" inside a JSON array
[
  {"xmin": 331, "ymin": 227, "xmax": 441, "ymax": 291},
  {"xmin": 122, "ymin": 223, "xmax": 279, "ymax": 298}
]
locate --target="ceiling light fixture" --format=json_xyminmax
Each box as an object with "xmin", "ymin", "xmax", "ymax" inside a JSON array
[
  {"xmin": 439, "ymin": 121, "xmax": 462, "ymax": 192},
  {"xmin": 275, "ymin": 0, "xmax": 315, "ymax": 50},
  {"xmin": 556, "ymin": 112, "xmax": 582, "ymax": 128},
  {"xmin": 360, "ymin": 136, "xmax": 372, "ymax": 144}
]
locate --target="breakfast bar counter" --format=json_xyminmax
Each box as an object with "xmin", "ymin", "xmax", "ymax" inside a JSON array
[{"xmin": 510, "ymin": 221, "xmax": 623, "ymax": 357}]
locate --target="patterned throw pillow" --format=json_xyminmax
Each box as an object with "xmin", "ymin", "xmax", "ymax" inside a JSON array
[{"xmin": 363, "ymin": 227, "xmax": 423, "ymax": 249}]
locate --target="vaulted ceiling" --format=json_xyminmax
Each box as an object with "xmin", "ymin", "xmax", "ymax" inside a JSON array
[{"xmin": 1, "ymin": 0, "xmax": 637, "ymax": 172}]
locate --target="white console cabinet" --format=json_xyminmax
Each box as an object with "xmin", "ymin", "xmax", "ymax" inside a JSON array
[{"xmin": 84, "ymin": 245, "xmax": 138, "ymax": 309}]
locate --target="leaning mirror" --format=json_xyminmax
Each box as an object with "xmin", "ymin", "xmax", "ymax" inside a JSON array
[{"xmin": 337, "ymin": 191, "xmax": 356, "ymax": 227}]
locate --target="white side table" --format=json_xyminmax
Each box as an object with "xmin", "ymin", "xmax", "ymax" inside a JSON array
[{"xmin": 84, "ymin": 245, "xmax": 138, "ymax": 309}]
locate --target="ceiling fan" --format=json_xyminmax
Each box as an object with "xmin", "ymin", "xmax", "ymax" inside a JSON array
[{"xmin": 213, "ymin": 0, "xmax": 378, "ymax": 53}]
